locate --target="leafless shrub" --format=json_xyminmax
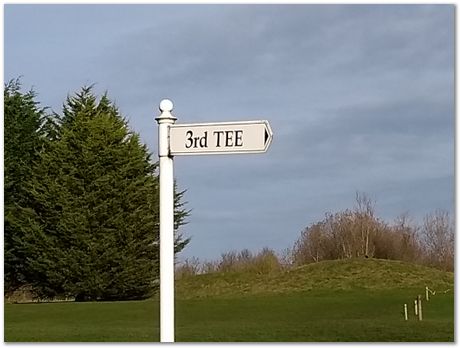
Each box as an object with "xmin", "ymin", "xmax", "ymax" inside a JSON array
[
  {"xmin": 279, "ymin": 247, "xmax": 295, "ymax": 269},
  {"xmin": 218, "ymin": 251, "xmax": 239, "ymax": 272},
  {"xmin": 248, "ymin": 248, "xmax": 282, "ymax": 274},
  {"xmin": 201, "ymin": 260, "xmax": 219, "ymax": 274},
  {"xmin": 291, "ymin": 192, "xmax": 452, "ymax": 271},
  {"xmin": 292, "ymin": 196, "xmax": 387, "ymax": 265},
  {"xmin": 182, "ymin": 248, "xmax": 282, "ymax": 275},
  {"xmin": 176, "ymin": 195, "xmax": 453, "ymax": 277},
  {"xmin": 420, "ymin": 210, "xmax": 454, "ymax": 271},
  {"xmin": 175, "ymin": 257, "xmax": 201, "ymax": 279},
  {"xmin": 391, "ymin": 213, "xmax": 422, "ymax": 262}
]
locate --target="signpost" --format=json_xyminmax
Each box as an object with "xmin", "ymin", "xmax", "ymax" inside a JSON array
[
  {"xmin": 169, "ymin": 120, "xmax": 272, "ymax": 155},
  {"xmin": 155, "ymin": 100, "xmax": 272, "ymax": 342}
]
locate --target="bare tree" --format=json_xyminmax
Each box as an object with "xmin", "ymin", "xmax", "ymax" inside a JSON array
[
  {"xmin": 289, "ymin": 194, "xmax": 453, "ymax": 272},
  {"xmin": 421, "ymin": 210, "xmax": 454, "ymax": 271},
  {"xmin": 355, "ymin": 192, "xmax": 376, "ymax": 258},
  {"xmin": 175, "ymin": 257, "xmax": 201, "ymax": 279},
  {"xmin": 393, "ymin": 213, "xmax": 422, "ymax": 263}
]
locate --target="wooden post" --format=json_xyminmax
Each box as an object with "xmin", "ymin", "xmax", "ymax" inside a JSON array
[
  {"xmin": 417, "ymin": 295, "xmax": 423, "ymax": 321},
  {"xmin": 426, "ymin": 286, "xmax": 429, "ymax": 301},
  {"xmin": 404, "ymin": 304, "xmax": 408, "ymax": 321},
  {"xmin": 414, "ymin": 299, "xmax": 418, "ymax": 316}
]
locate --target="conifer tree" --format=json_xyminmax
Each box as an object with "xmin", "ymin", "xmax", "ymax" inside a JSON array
[
  {"xmin": 4, "ymin": 79, "xmax": 47, "ymax": 292},
  {"xmin": 21, "ymin": 87, "xmax": 189, "ymax": 300}
]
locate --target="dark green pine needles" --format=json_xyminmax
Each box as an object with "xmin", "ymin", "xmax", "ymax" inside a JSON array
[
  {"xmin": 4, "ymin": 79, "xmax": 47, "ymax": 291},
  {"xmin": 11, "ymin": 86, "xmax": 189, "ymax": 301}
]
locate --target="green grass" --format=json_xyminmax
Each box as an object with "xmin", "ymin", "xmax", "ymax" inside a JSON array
[
  {"xmin": 4, "ymin": 300, "xmax": 159, "ymax": 342},
  {"xmin": 176, "ymin": 289, "xmax": 454, "ymax": 342},
  {"xmin": 177, "ymin": 258, "xmax": 454, "ymax": 299},
  {"xmin": 4, "ymin": 259, "xmax": 454, "ymax": 342}
]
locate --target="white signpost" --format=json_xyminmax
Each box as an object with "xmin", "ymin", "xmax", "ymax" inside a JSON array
[
  {"xmin": 155, "ymin": 100, "xmax": 272, "ymax": 342},
  {"xmin": 170, "ymin": 120, "xmax": 272, "ymax": 155}
]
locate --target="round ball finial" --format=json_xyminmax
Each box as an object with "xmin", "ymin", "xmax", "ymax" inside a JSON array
[{"xmin": 159, "ymin": 99, "xmax": 174, "ymax": 112}]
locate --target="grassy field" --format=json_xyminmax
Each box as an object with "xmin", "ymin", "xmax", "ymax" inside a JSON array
[
  {"xmin": 4, "ymin": 259, "xmax": 454, "ymax": 342},
  {"xmin": 4, "ymin": 300, "xmax": 159, "ymax": 342},
  {"xmin": 176, "ymin": 289, "xmax": 454, "ymax": 342}
]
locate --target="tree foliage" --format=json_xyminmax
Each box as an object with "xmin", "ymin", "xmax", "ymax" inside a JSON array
[
  {"xmin": 9, "ymin": 86, "xmax": 189, "ymax": 300},
  {"xmin": 4, "ymin": 79, "xmax": 47, "ymax": 291}
]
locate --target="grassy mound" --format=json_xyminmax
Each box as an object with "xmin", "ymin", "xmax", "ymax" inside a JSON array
[{"xmin": 176, "ymin": 258, "xmax": 453, "ymax": 299}]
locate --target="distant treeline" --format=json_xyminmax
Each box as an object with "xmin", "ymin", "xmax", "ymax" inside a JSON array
[{"xmin": 176, "ymin": 193, "xmax": 454, "ymax": 278}]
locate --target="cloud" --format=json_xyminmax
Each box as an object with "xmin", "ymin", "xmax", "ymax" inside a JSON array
[{"xmin": 4, "ymin": 4, "xmax": 454, "ymax": 261}]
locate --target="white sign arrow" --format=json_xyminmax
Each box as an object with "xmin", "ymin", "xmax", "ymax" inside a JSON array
[{"xmin": 169, "ymin": 120, "xmax": 273, "ymax": 155}]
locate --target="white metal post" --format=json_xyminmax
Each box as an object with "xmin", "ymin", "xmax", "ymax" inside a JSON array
[{"xmin": 156, "ymin": 99, "xmax": 177, "ymax": 343}]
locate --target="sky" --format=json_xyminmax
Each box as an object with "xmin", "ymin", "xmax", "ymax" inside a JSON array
[{"xmin": 4, "ymin": 4, "xmax": 455, "ymax": 262}]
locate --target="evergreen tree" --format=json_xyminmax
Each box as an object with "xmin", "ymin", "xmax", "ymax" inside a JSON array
[
  {"xmin": 21, "ymin": 87, "xmax": 189, "ymax": 300},
  {"xmin": 4, "ymin": 79, "xmax": 46, "ymax": 291}
]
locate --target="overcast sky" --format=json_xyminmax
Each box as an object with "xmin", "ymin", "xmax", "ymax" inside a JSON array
[{"xmin": 4, "ymin": 4, "xmax": 454, "ymax": 262}]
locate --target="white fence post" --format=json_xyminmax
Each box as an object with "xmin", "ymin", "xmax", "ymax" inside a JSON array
[{"xmin": 417, "ymin": 295, "xmax": 423, "ymax": 321}]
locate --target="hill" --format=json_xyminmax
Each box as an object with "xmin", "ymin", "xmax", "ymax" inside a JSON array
[{"xmin": 176, "ymin": 258, "xmax": 453, "ymax": 299}]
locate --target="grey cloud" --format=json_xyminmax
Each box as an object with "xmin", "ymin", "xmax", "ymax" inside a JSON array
[
  {"xmin": 310, "ymin": 99, "xmax": 454, "ymax": 140},
  {"xmin": 5, "ymin": 4, "xmax": 454, "ymax": 261}
]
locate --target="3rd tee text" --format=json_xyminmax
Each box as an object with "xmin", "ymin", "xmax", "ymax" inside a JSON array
[{"xmin": 185, "ymin": 130, "xmax": 244, "ymax": 149}]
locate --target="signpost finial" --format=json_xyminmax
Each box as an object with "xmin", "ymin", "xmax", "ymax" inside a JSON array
[
  {"xmin": 156, "ymin": 99, "xmax": 176, "ymax": 123},
  {"xmin": 159, "ymin": 99, "xmax": 174, "ymax": 112}
]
